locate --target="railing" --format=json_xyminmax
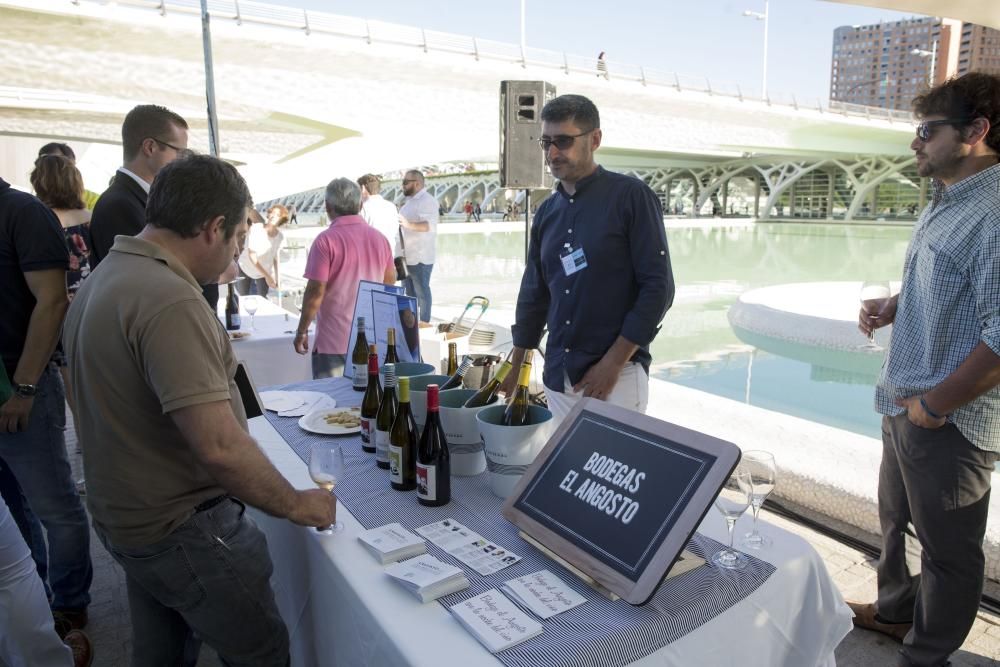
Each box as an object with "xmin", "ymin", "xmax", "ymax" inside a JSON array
[{"xmin": 68, "ymin": 0, "xmax": 908, "ymax": 125}]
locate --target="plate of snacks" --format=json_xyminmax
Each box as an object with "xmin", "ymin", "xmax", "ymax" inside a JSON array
[
  {"xmin": 298, "ymin": 407, "xmax": 362, "ymax": 435},
  {"xmin": 229, "ymin": 331, "xmax": 252, "ymax": 341}
]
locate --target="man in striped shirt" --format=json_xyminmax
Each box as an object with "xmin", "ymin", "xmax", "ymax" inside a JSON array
[{"xmin": 850, "ymin": 72, "xmax": 1000, "ymax": 667}]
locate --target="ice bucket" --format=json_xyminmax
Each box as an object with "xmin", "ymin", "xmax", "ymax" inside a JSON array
[
  {"xmin": 438, "ymin": 389, "xmax": 498, "ymax": 476},
  {"xmin": 476, "ymin": 405, "xmax": 554, "ymax": 498},
  {"xmin": 408, "ymin": 374, "xmax": 451, "ymax": 432},
  {"xmin": 379, "ymin": 361, "xmax": 434, "ymax": 382}
]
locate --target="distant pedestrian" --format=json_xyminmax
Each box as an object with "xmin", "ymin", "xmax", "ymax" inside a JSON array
[
  {"xmin": 473, "ymin": 202, "xmax": 482, "ymax": 222},
  {"xmin": 464, "ymin": 200, "xmax": 473, "ymax": 222},
  {"xmin": 597, "ymin": 51, "xmax": 608, "ymax": 79}
]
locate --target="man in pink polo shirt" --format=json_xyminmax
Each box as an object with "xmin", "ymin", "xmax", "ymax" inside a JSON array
[{"xmin": 294, "ymin": 178, "xmax": 395, "ymax": 378}]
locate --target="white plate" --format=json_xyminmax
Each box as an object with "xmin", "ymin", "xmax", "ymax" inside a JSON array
[
  {"xmin": 277, "ymin": 392, "xmax": 336, "ymax": 417},
  {"xmin": 298, "ymin": 408, "xmax": 363, "ymax": 435},
  {"xmin": 261, "ymin": 391, "xmax": 305, "ymax": 413}
]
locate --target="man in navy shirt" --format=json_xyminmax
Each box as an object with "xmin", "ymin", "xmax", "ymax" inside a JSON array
[{"xmin": 502, "ymin": 94, "xmax": 674, "ymax": 419}]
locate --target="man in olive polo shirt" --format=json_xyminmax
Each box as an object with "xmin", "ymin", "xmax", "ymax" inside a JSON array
[{"xmin": 64, "ymin": 155, "xmax": 335, "ymax": 665}]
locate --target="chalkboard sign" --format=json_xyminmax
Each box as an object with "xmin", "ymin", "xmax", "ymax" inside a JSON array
[{"xmin": 502, "ymin": 398, "xmax": 741, "ymax": 605}]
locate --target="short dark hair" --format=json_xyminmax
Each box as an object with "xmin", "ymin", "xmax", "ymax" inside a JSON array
[
  {"xmin": 146, "ymin": 155, "xmax": 251, "ymax": 240},
  {"xmin": 38, "ymin": 142, "xmax": 76, "ymax": 162},
  {"xmin": 913, "ymin": 72, "xmax": 1000, "ymax": 154},
  {"xmin": 541, "ymin": 94, "xmax": 600, "ymax": 131},
  {"xmin": 30, "ymin": 155, "xmax": 85, "ymax": 210},
  {"xmin": 357, "ymin": 173, "xmax": 382, "ymax": 195},
  {"xmin": 122, "ymin": 104, "xmax": 188, "ymax": 161}
]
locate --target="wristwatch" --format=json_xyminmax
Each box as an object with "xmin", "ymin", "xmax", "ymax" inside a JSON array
[{"xmin": 13, "ymin": 383, "xmax": 37, "ymax": 398}]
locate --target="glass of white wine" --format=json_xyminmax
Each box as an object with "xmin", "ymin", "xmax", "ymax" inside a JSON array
[
  {"xmin": 309, "ymin": 443, "xmax": 345, "ymax": 534},
  {"xmin": 859, "ymin": 280, "xmax": 891, "ymax": 349},
  {"xmin": 244, "ymin": 295, "xmax": 261, "ymax": 332},
  {"xmin": 712, "ymin": 467, "xmax": 753, "ymax": 570},
  {"xmin": 741, "ymin": 451, "xmax": 776, "ymax": 550}
]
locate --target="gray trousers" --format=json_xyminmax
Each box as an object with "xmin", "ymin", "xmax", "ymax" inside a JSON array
[
  {"xmin": 97, "ymin": 498, "xmax": 290, "ymax": 667},
  {"xmin": 876, "ymin": 414, "xmax": 997, "ymax": 667}
]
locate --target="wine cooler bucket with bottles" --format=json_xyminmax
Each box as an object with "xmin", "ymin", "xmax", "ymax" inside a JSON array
[
  {"xmin": 438, "ymin": 389, "xmax": 500, "ymax": 476},
  {"xmin": 476, "ymin": 404, "xmax": 554, "ymax": 498},
  {"xmin": 409, "ymin": 374, "xmax": 451, "ymax": 431},
  {"xmin": 379, "ymin": 361, "xmax": 435, "ymax": 383}
]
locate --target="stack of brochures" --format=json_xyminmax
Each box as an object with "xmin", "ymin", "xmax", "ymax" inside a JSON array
[
  {"xmin": 385, "ymin": 554, "xmax": 470, "ymax": 603},
  {"xmin": 450, "ymin": 589, "xmax": 544, "ymax": 652},
  {"xmin": 357, "ymin": 523, "xmax": 427, "ymax": 564}
]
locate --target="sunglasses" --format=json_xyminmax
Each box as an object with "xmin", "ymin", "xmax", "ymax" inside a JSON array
[
  {"xmin": 914, "ymin": 118, "xmax": 975, "ymax": 142},
  {"xmin": 150, "ymin": 137, "xmax": 194, "ymax": 157},
  {"xmin": 538, "ymin": 130, "xmax": 593, "ymax": 151}
]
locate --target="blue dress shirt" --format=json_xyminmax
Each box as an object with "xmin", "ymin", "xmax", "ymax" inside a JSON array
[{"xmin": 512, "ymin": 166, "xmax": 674, "ymax": 392}]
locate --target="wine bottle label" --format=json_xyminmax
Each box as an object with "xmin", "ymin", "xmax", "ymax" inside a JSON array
[
  {"xmin": 388, "ymin": 446, "xmax": 403, "ymax": 483},
  {"xmin": 416, "ymin": 463, "xmax": 437, "ymax": 501},
  {"xmin": 353, "ymin": 364, "xmax": 367, "ymax": 390},
  {"xmin": 227, "ymin": 314, "xmax": 241, "ymax": 328},
  {"xmin": 375, "ymin": 429, "xmax": 390, "ymax": 465},
  {"xmin": 360, "ymin": 417, "xmax": 372, "ymax": 444}
]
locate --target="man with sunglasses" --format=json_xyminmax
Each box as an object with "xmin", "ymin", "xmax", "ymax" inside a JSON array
[
  {"xmin": 503, "ymin": 94, "xmax": 674, "ymax": 420},
  {"xmin": 89, "ymin": 104, "xmax": 189, "ymax": 267},
  {"xmin": 851, "ymin": 72, "xmax": 1000, "ymax": 667}
]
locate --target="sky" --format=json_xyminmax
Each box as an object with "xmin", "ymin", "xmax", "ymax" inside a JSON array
[{"xmin": 268, "ymin": 0, "xmax": 919, "ymax": 102}]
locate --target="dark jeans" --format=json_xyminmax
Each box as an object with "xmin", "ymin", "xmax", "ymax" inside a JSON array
[
  {"xmin": 311, "ymin": 352, "xmax": 346, "ymax": 380},
  {"xmin": 876, "ymin": 413, "xmax": 997, "ymax": 667},
  {"xmin": 97, "ymin": 498, "xmax": 290, "ymax": 667},
  {"xmin": 404, "ymin": 263, "xmax": 433, "ymax": 323},
  {"xmin": 0, "ymin": 459, "xmax": 49, "ymax": 599},
  {"xmin": 0, "ymin": 365, "xmax": 91, "ymax": 610}
]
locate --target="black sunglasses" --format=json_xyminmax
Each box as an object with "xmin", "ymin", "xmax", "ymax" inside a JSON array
[
  {"xmin": 149, "ymin": 137, "xmax": 194, "ymax": 157},
  {"xmin": 914, "ymin": 118, "xmax": 975, "ymax": 142},
  {"xmin": 538, "ymin": 130, "xmax": 593, "ymax": 151}
]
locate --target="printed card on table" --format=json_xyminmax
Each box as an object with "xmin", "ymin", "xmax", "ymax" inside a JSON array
[
  {"xmin": 449, "ymin": 589, "xmax": 543, "ymax": 653},
  {"xmin": 501, "ymin": 569, "xmax": 586, "ymax": 619},
  {"xmin": 417, "ymin": 519, "xmax": 522, "ymax": 576}
]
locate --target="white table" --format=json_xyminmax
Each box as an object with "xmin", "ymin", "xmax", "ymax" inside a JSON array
[
  {"xmin": 249, "ymin": 416, "xmax": 853, "ymax": 667},
  {"xmin": 218, "ymin": 295, "xmax": 312, "ymax": 388}
]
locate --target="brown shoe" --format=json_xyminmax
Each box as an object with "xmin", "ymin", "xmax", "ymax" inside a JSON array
[
  {"xmin": 847, "ymin": 601, "xmax": 912, "ymax": 642},
  {"xmin": 53, "ymin": 608, "xmax": 88, "ymax": 632},
  {"xmin": 63, "ymin": 629, "xmax": 93, "ymax": 667}
]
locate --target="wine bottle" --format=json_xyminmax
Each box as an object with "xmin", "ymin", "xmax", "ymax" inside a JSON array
[
  {"xmin": 446, "ymin": 342, "xmax": 458, "ymax": 375},
  {"xmin": 225, "ymin": 283, "xmax": 241, "ymax": 331},
  {"xmin": 439, "ymin": 356, "xmax": 473, "ymax": 391},
  {"xmin": 385, "ymin": 327, "xmax": 400, "ymax": 365},
  {"xmin": 502, "ymin": 351, "xmax": 533, "ymax": 426},
  {"xmin": 389, "ymin": 376, "xmax": 418, "ymax": 491},
  {"xmin": 360, "ymin": 346, "xmax": 382, "ymax": 453},
  {"xmin": 463, "ymin": 359, "xmax": 512, "ymax": 408},
  {"xmin": 374, "ymin": 363, "xmax": 399, "ymax": 470},
  {"xmin": 416, "ymin": 385, "xmax": 450, "ymax": 506},
  {"xmin": 351, "ymin": 317, "xmax": 369, "ymax": 391}
]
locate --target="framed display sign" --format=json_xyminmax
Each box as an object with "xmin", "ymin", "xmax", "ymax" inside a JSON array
[
  {"xmin": 502, "ymin": 398, "xmax": 741, "ymax": 605},
  {"xmin": 344, "ymin": 280, "xmax": 406, "ymax": 379}
]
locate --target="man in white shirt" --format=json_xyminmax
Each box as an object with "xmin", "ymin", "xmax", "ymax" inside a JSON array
[
  {"xmin": 357, "ymin": 174, "xmax": 400, "ymax": 251},
  {"xmin": 237, "ymin": 205, "xmax": 287, "ymax": 296},
  {"xmin": 397, "ymin": 170, "xmax": 439, "ymax": 322}
]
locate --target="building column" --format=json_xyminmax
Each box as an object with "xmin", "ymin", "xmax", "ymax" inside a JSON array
[
  {"xmin": 753, "ymin": 175, "xmax": 761, "ymax": 218},
  {"xmin": 721, "ymin": 179, "xmax": 729, "ymax": 216},
  {"xmin": 664, "ymin": 179, "xmax": 672, "ymax": 214},
  {"xmin": 788, "ymin": 181, "xmax": 796, "ymax": 218},
  {"xmin": 826, "ymin": 172, "xmax": 835, "ymax": 220}
]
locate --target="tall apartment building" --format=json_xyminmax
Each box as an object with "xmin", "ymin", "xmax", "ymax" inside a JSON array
[{"xmin": 829, "ymin": 16, "xmax": 1000, "ymax": 111}]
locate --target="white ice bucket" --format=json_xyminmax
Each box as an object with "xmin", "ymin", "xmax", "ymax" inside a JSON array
[
  {"xmin": 438, "ymin": 389, "xmax": 499, "ymax": 476},
  {"xmin": 476, "ymin": 405, "xmax": 554, "ymax": 498},
  {"xmin": 409, "ymin": 374, "xmax": 451, "ymax": 432}
]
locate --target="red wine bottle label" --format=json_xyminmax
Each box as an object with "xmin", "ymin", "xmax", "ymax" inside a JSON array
[
  {"xmin": 416, "ymin": 463, "xmax": 437, "ymax": 501},
  {"xmin": 389, "ymin": 446, "xmax": 403, "ymax": 483},
  {"xmin": 352, "ymin": 364, "xmax": 367, "ymax": 390},
  {"xmin": 360, "ymin": 417, "xmax": 372, "ymax": 444},
  {"xmin": 375, "ymin": 429, "xmax": 390, "ymax": 465}
]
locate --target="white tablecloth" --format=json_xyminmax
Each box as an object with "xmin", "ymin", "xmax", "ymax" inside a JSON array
[
  {"xmin": 218, "ymin": 295, "xmax": 312, "ymax": 388},
  {"xmin": 248, "ymin": 416, "xmax": 853, "ymax": 667}
]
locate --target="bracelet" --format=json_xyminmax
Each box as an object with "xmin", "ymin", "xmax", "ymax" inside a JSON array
[{"xmin": 919, "ymin": 396, "xmax": 946, "ymax": 420}]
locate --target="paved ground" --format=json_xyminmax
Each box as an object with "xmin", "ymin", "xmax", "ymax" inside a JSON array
[{"xmin": 63, "ymin": 417, "xmax": 999, "ymax": 667}]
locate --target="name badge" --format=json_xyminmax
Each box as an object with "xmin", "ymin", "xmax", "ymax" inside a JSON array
[{"xmin": 560, "ymin": 244, "xmax": 588, "ymax": 276}]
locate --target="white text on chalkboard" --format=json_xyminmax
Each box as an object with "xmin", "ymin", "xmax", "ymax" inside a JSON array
[{"xmin": 556, "ymin": 452, "xmax": 646, "ymax": 525}]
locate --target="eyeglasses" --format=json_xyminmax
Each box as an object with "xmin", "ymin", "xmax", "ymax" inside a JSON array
[
  {"xmin": 149, "ymin": 137, "xmax": 192, "ymax": 156},
  {"xmin": 402, "ymin": 179, "xmax": 418, "ymax": 184},
  {"xmin": 538, "ymin": 130, "xmax": 593, "ymax": 151},
  {"xmin": 914, "ymin": 118, "xmax": 974, "ymax": 142}
]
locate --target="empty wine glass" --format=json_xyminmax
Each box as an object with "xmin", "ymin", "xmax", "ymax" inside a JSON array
[
  {"xmin": 741, "ymin": 451, "xmax": 776, "ymax": 550},
  {"xmin": 309, "ymin": 443, "xmax": 345, "ymax": 534},
  {"xmin": 859, "ymin": 280, "xmax": 891, "ymax": 349},
  {"xmin": 712, "ymin": 467, "xmax": 753, "ymax": 570},
  {"xmin": 244, "ymin": 295, "xmax": 260, "ymax": 332}
]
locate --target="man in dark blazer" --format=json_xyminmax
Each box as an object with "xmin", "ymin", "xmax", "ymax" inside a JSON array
[{"xmin": 89, "ymin": 105, "xmax": 189, "ymax": 267}]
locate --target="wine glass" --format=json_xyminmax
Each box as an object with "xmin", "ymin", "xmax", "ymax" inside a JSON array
[
  {"xmin": 244, "ymin": 296, "xmax": 260, "ymax": 332},
  {"xmin": 712, "ymin": 467, "xmax": 753, "ymax": 570},
  {"xmin": 741, "ymin": 451, "xmax": 776, "ymax": 550},
  {"xmin": 309, "ymin": 443, "xmax": 345, "ymax": 534},
  {"xmin": 859, "ymin": 280, "xmax": 891, "ymax": 349}
]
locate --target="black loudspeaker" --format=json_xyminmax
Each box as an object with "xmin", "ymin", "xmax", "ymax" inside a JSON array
[{"xmin": 499, "ymin": 80, "xmax": 557, "ymax": 189}]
